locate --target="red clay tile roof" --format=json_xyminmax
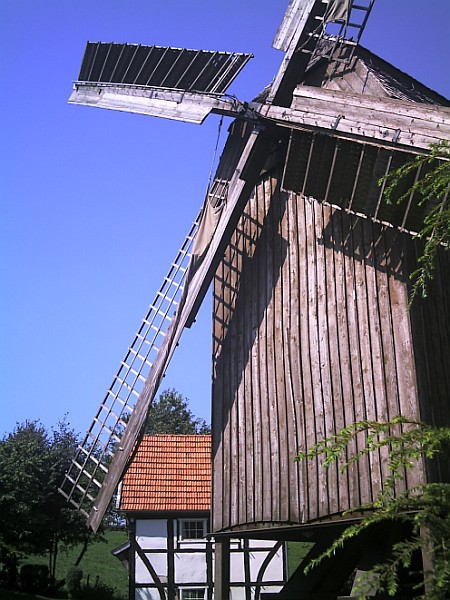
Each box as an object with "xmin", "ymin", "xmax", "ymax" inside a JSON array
[{"xmin": 119, "ymin": 434, "xmax": 211, "ymax": 512}]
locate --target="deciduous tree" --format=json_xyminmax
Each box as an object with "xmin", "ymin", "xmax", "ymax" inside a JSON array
[
  {"xmin": 144, "ymin": 388, "xmax": 210, "ymax": 435},
  {"xmin": 0, "ymin": 419, "xmax": 98, "ymax": 587}
]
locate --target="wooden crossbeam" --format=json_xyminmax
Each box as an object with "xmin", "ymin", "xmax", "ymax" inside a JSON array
[
  {"xmin": 69, "ymin": 83, "xmax": 246, "ymax": 124},
  {"xmin": 255, "ymin": 85, "xmax": 450, "ymax": 151}
]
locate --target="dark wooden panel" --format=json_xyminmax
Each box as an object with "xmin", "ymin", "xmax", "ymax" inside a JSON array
[
  {"xmin": 212, "ymin": 169, "xmax": 449, "ymax": 534},
  {"xmin": 408, "ymin": 243, "xmax": 450, "ymax": 484}
]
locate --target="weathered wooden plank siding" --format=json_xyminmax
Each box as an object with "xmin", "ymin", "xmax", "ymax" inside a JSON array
[
  {"xmin": 212, "ymin": 167, "xmax": 449, "ymax": 534},
  {"xmin": 408, "ymin": 244, "xmax": 450, "ymax": 483}
]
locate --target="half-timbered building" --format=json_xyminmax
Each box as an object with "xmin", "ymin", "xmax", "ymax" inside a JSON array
[{"xmin": 116, "ymin": 435, "xmax": 286, "ymax": 600}]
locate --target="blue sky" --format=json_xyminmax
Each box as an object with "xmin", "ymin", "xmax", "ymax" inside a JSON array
[{"xmin": 1, "ymin": 0, "xmax": 449, "ymax": 438}]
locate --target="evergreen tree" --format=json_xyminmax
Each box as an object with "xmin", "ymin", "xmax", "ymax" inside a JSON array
[
  {"xmin": 296, "ymin": 418, "xmax": 450, "ymax": 599},
  {"xmin": 383, "ymin": 140, "xmax": 449, "ymax": 305}
]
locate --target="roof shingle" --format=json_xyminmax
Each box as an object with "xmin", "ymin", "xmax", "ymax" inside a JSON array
[{"xmin": 119, "ymin": 434, "xmax": 211, "ymax": 512}]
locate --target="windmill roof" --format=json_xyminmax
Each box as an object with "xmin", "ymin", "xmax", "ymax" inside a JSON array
[{"xmin": 118, "ymin": 434, "xmax": 211, "ymax": 512}]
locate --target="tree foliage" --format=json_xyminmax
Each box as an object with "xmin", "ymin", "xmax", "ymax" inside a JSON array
[
  {"xmin": 144, "ymin": 388, "xmax": 211, "ymax": 435},
  {"xmin": 383, "ymin": 140, "xmax": 450, "ymax": 305},
  {"xmin": 0, "ymin": 419, "xmax": 98, "ymax": 587},
  {"xmin": 296, "ymin": 417, "xmax": 450, "ymax": 599}
]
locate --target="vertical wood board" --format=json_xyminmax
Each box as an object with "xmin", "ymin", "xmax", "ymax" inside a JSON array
[{"xmin": 212, "ymin": 168, "xmax": 449, "ymax": 533}]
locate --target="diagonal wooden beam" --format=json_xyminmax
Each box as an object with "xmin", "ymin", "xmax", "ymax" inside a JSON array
[{"xmin": 88, "ymin": 124, "xmax": 268, "ymax": 531}]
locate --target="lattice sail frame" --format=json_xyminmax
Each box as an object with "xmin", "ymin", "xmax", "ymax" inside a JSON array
[
  {"xmin": 59, "ymin": 214, "xmax": 200, "ymax": 517},
  {"xmin": 59, "ymin": 177, "xmax": 230, "ymax": 519}
]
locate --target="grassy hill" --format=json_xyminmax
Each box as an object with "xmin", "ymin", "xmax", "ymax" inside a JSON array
[
  {"xmin": 53, "ymin": 530, "xmax": 128, "ymax": 597},
  {"xmin": 7, "ymin": 530, "xmax": 129, "ymax": 600}
]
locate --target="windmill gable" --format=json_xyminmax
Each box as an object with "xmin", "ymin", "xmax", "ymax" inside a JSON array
[{"xmin": 304, "ymin": 45, "xmax": 450, "ymax": 105}]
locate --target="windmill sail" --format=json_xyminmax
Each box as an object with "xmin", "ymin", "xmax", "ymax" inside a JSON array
[
  {"xmin": 58, "ymin": 209, "xmax": 200, "ymax": 523},
  {"xmin": 59, "ymin": 119, "xmax": 267, "ymax": 531},
  {"xmin": 61, "ymin": 0, "xmax": 378, "ymax": 531},
  {"xmin": 69, "ymin": 43, "xmax": 253, "ymax": 123}
]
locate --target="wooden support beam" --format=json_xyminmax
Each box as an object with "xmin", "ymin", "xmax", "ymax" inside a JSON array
[
  {"xmin": 268, "ymin": 0, "xmax": 326, "ymax": 106},
  {"xmin": 254, "ymin": 85, "xmax": 450, "ymax": 151},
  {"xmin": 87, "ymin": 124, "xmax": 269, "ymax": 531},
  {"xmin": 272, "ymin": 0, "xmax": 319, "ymax": 52},
  {"xmin": 214, "ymin": 538, "xmax": 231, "ymax": 600},
  {"xmin": 292, "ymin": 85, "xmax": 450, "ymax": 126},
  {"xmin": 128, "ymin": 518, "xmax": 136, "ymax": 600},
  {"xmin": 69, "ymin": 83, "xmax": 245, "ymax": 124}
]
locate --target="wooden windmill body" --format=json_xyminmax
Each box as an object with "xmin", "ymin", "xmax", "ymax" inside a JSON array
[{"xmin": 60, "ymin": 0, "xmax": 450, "ymax": 596}]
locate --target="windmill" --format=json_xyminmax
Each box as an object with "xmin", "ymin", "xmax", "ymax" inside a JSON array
[
  {"xmin": 60, "ymin": 0, "xmax": 450, "ymax": 595},
  {"xmin": 59, "ymin": 0, "xmax": 339, "ymax": 531}
]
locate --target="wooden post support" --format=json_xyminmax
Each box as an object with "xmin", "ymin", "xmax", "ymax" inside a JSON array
[
  {"xmin": 421, "ymin": 527, "xmax": 435, "ymax": 597},
  {"xmin": 128, "ymin": 518, "xmax": 136, "ymax": 600},
  {"xmin": 167, "ymin": 519, "xmax": 176, "ymax": 600},
  {"xmin": 214, "ymin": 538, "xmax": 230, "ymax": 600}
]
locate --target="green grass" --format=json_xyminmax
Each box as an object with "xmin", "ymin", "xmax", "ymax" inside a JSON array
[
  {"xmin": 15, "ymin": 530, "xmax": 128, "ymax": 599},
  {"xmin": 287, "ymin": 541, "xmax": 314, "ymax": 576},
  {"xmin": 57, "ymin": 530, "xmax": 128, "ymax": 597}
]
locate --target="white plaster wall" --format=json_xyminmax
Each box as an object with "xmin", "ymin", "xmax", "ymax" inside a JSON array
[
  {"xmin": 260, "ymin": 584, "xmax": 283, "ymax": 594},
  {"xmin": 176, "ymin": 540, "xmax": 207, "ymax": 550},
  {"xmin": 229, "ymin": 584, "xmax": 283, "ymax": 600},
  {"xmin": 250, "ymin": 540, "xmax": 279, "ymax": 548},
  {"xmin": 249, "ymin": 543, "xmax": 285, "ymax": 581},
  {"xmin": 136, "ymin": 588, "xmax": 162, "ymax": 600},
  {"xmin": 229, "ymin": 552, "xmax": 245, "ymax": 582},
  {"xmin": 230, "ymin": 588, "xmax": 245, "ymax": 600},
  {"xmin": 136, "ymin": 519, "xmax": 167, "ymax": 549},
  {"xmin": 135, "ymin": 552, "xmax": 167, "ymax": 583},
  {"xmin": 174, "ymin": 551, "xmax": 207, "ymax": 584}
]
